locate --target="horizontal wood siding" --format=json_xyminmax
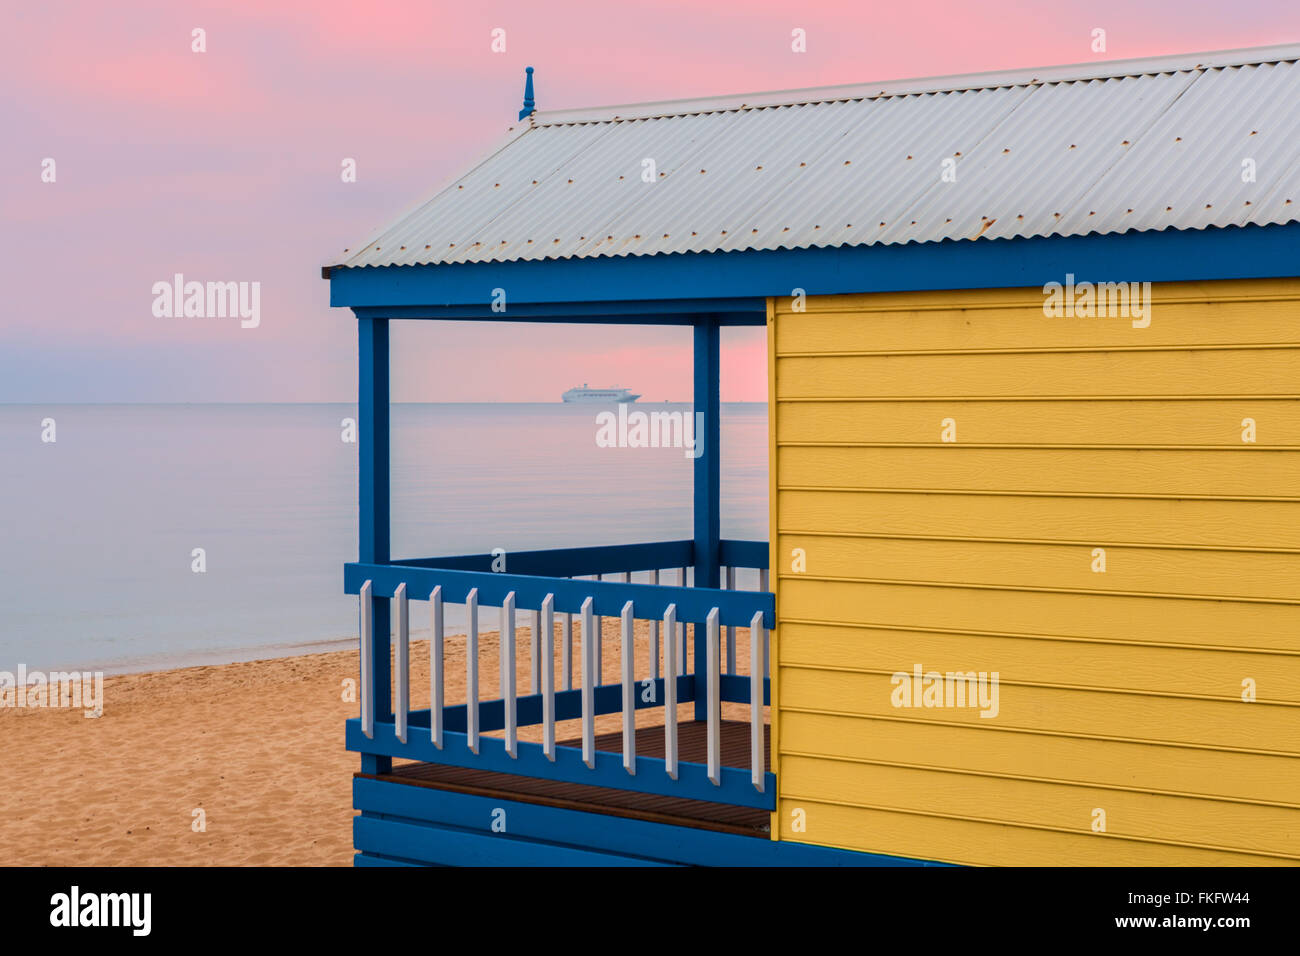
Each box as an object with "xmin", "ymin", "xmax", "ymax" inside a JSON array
[{"xmin": 769, "ymin": 278, "xmax": 1300, "ymax": 866}]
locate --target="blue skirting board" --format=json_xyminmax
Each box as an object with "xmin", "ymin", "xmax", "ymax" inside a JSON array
[{"xmin": 353, "ymin": 776, "xmax": 944, "ymax": 867}]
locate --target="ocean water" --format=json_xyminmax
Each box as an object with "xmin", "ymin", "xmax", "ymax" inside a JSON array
[{"xmin": 0, "ymin": 403, "xmax": 767, "ymax": 673}]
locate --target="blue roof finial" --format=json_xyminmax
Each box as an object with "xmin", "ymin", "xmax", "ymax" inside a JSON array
[{"xmin": 519, "ymin": 66, "xmax": 535, "ymax": 121}]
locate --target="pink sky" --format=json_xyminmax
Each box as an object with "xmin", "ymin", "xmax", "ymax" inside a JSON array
[{"xmin": 3, "ymin": 0, "xmax": 1298, "ymax": 402}]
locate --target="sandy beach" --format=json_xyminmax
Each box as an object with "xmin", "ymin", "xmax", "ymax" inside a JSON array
[{"xmin": 2, "ymin": 619, "xmax": 758, "ymax": 866}]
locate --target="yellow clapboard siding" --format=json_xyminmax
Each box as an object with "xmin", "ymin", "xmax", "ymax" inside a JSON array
[
  {"xmin": 776, "ymin": 348, "xmax": 1300, "ymax": 398},
  {"xmin": 774, "ymin": 295, "xmax": 1300, "ymax": 354},
  {"xmin": 775, "ymin": 535, "xmax": 1300, "ymax": 602},
  {"xmin": 777, "ymin": 489, "xmax": 1300, "ymax": 549},
  {"xmin": 776, "ymin": 399, "xmax": 1300, "ymax": 445},
  {"xmin": 776, "ymin": 799, "xmax": 1292, "ymax": 866},
  {"xmin": 779, "ymin": 756, "xmax": 1300, "ymax": 857},
  {"xmin": 770, "ymin": 280, "xmax": 1300, "ymax": 865},
  {"xmin": 779, "ymin": 578, "xmax": 1300, "ymax": 651},
  {"xmin": 778, "ymin": 446, "xmax": 1300, "ymax": 497},
  {"xmin": 779, "ymin": 666, "xmax": 1300, "ymax": 753},
  {"xmin": 780, "ymin": 711, "xmax": 1300, "ymax": 806},
  {"xmin": 778, "ymin": 623, "xmax": 1300, "ymax": 701}
]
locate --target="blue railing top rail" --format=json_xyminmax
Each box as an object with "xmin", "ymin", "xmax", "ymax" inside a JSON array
[
  {"xmin": 392, "ymin": 538, "xmax": 768, "ymax": 578},
  {"xmin": 344, "ymin": 561, "xmax": 774, "ymax": 628}
]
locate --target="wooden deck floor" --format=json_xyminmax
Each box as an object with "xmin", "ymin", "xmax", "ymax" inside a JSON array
[{"xmin": 362, "ymin": 720, "xmax": 771, "ymax": 837}]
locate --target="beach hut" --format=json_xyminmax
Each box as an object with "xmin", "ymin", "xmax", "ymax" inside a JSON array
[{"xmin": 323, "ymin": 44, "xmax": 1300, "ymax": 866}]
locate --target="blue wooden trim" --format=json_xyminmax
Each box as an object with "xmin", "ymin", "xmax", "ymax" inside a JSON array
[
  {"xmin": 718, "ymin": 539, "xmax": 768, "ymax": 570},
  {"xmin": 328, "ymin": 222, "xmax": 1300, "ymax": 312},
  {"xmin": 358, "ymin": 317, "xmax": 392, "ymax": 774},
  {"xmin": 399, "ymin": 538, "xmax": 768, "ymax": 575},
  {"xmin": 693, "ymin": 315, "xmax": 721, "ymax": 720},
  {"xmin": 519, "ymin": 65, "xmax": 535, "ymax": 121},
  {"xmin": 346, "ymin": 717, "xmax": 778, "ymax": 810},
  {"xmin": 357, "ymin": 318, "xmax": 390, "ymax": 567},
  {"xmin": 355, "ymin": 815, "xmax": 673, "ymax": 866},
  {"xmin": 343, "ymin": 562, "xmax": 775, "ymax": 628},
  {"xmin": 354, "ymin": 778, "xmax": 945, "ymax": 866},
  {"xmin": 400, "ymin": 539, "xmax": 695, "ymax": 576},
  {"xmin": 719, "ymin": 674, "xmax": 770, "ymax": 706},
  {"xmin": 351, "ymin": 299, "xmax": 765, "ymax": 323}
]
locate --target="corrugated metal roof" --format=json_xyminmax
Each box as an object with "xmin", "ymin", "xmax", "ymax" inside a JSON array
[{"xmin": 333, "ymin": 43, "xmax": 1300, "ymax": 269}]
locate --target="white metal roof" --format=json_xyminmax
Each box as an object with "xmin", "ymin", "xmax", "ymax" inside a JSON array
[{"xmin": 333, "ymin": 42, "xmax": 1300, "ymax": 269}]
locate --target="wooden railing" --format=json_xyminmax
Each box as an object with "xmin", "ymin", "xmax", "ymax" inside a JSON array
[{"xmin": 345, "ymin": 540, "xmax": 775, "ymax": 809}]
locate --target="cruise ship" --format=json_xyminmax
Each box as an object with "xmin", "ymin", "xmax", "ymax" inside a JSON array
[{"xmin": 561, "ymin": 384, "xmax": 640, "ymax": 403}]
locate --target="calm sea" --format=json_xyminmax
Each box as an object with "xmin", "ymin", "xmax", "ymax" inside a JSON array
[{"xmin": 0, "ymin": 403, "xmax": 767, "ymax": 673}]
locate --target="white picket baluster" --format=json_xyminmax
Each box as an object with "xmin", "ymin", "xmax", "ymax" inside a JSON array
[
  {"xmin": 359, "ymin": 580, "xmax": 373, "ymax": 739},
  {"xmin": 664, "ymin": 604, "xmax": 678, "ymax": 780},
  {"xmin": 541, "ymin": 594, "xmax": 555, "ymax": 761},
  {"xmin": 620, "ymin": 600, "xmax": 635, "ymax": 775},
  {"xmin": 430, "ymin": 586, "xmax": 444, "ymax": 748},
  {"xmin": 466, "ymin": 587, "xmax": 479, "ymax": 754},
  {"xmin": 581, "ymin": 597, "xmax": 596, "ymax": 769},
  {"xmin": 706, "ymin": 607, "xmax": 721, "ymax": 786},
  {"xmin": 503, "ymin": 591, "xmax": 517, "ymax": 758},
  {"xmin": 395, "ymin": 582, "xmax": 409, "ymax": 743}
]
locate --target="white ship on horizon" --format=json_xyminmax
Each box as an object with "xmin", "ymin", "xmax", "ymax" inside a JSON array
[{"xmin": 562, "ymin": 383, "xmax": 641, "ymax": 403}]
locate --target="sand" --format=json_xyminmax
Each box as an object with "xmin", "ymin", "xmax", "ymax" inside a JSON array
[{"xmin": 0, "ymin": 618, "xmax": 762, "ymax": 866}]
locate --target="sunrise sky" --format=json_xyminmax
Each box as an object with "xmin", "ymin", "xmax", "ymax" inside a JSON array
[{"xmin": 4, "ymin": 0, "xmax": 1299, "ymax": 402}]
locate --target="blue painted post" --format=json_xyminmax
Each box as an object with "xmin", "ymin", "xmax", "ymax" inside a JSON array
[
  {"xmin": 519, "ymin": 66, "xmax": 535, "ymax": 121},
  {"xmin": 359, "ymin": 317, "xmax": 393, "ymax": 775},
  {"xmin": 693, "ymin": 314, "xmax": 721, "ymax": 721}
]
